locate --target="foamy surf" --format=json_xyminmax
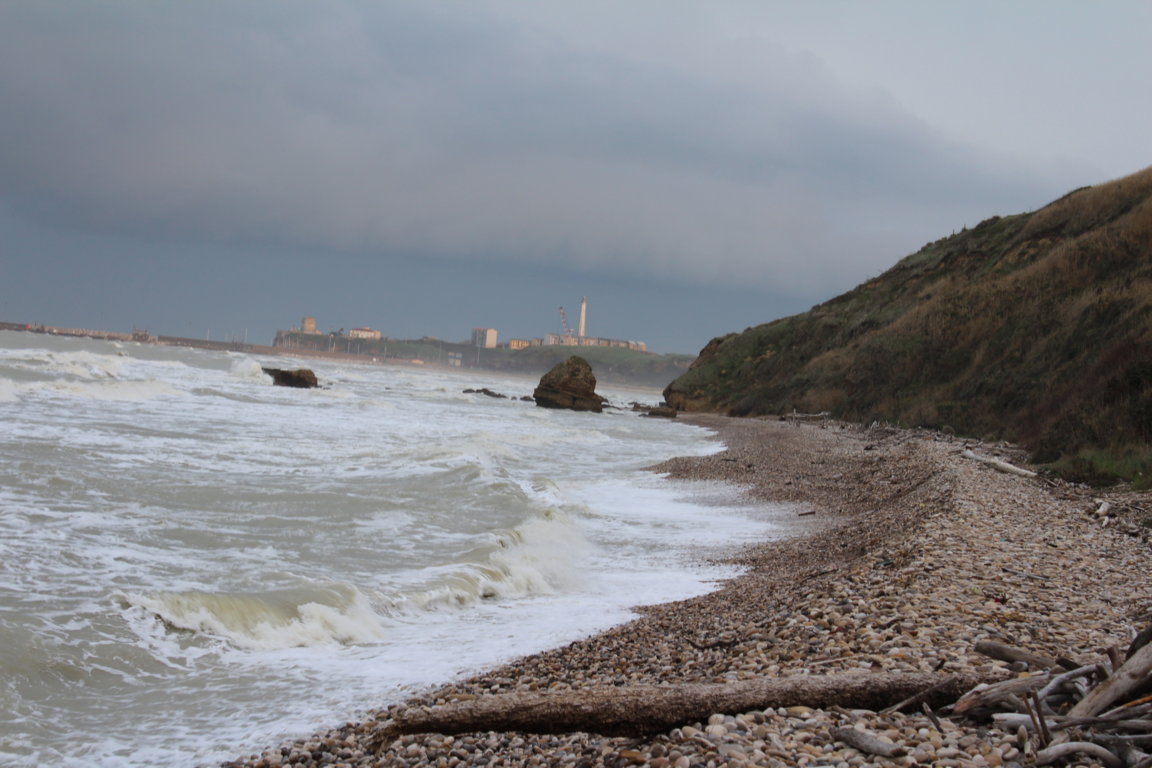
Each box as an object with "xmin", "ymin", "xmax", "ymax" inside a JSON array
[
  {"xmin": 125, "ymin": 584, "xmax": 387, "ymax": 650},
  {"xmin": 0, "ymin": 330, "xmax": 783, "ymax": 768},
  {"xmin": 392, "ymin": 509, "xmax": 589, "ymax": 611}
]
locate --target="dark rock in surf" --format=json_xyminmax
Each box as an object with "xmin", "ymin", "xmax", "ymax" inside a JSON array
[
  {"xmin": 463, "ymin": 388, "xmax": 508, "ymax": 399},
  {"xmin": 644, "ymin": 406, "xmax": 677, "ymax": 418},
  {"xmin": 262, "ymin": 367, "xmax": 319, "ymax": 389},
  {"xmin": 533, "ymin": 356, "xmax": 607, "ymax": 413}
]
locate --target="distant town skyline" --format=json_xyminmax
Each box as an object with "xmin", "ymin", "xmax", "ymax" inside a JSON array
[
  {"xmin": 2, "ymin": 2, "xmax": 1150, "ymax": 354},
  {"xmin": 290, "ymin": 296, "xmax": 648, "ymax": 352}
]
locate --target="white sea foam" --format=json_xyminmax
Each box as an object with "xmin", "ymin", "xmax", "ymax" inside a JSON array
[
  {"xmin": 42, "ymin": 349, "xmax": 125, "ymax": 379},
  {"xmin": 0, "ymin": 331, "xmax": 784, "ymax": 768},
  {"xmin": 397, "ymin": 509, "xmax": 588, "ymax": 611},
  {"xmin": 0, "ymin": 376, "xmax": 18, "ymax": 401},
  {"xmin": 41, "ymin": 377, "xmax": 182, "ymax": 400},
  {"xmin": 126, "ymin": 583, "xmax": 387, "ymax": 650},
  {"xmin": 230, "ymin": 356, "xmax": 270, "ymax": 381}
]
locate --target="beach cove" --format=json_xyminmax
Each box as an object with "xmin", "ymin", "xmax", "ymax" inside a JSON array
[{"xmin": 227, "ymin": 415, "xmax": 1152, "ymax": 768}]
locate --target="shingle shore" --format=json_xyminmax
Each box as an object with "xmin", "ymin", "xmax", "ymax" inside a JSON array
[{"xmin": 225, "ymin": 415, "xmax": 1152, "ymax": 768}]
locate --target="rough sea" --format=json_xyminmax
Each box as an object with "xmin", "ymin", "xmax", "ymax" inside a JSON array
[{"xmin": 0, "ymin": 331, "xmax": 780, "ymax": 767}]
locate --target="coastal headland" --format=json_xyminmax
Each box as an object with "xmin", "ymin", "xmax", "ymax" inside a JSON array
[{"xmin": 226, "ymin": 415, "xmax": 1152, "ymax": 768}]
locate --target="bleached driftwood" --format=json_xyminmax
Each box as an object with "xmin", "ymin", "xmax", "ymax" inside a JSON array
[
  {"xmin": 1067, "ymin": 642, "xmax": 1152, "ymax": 718},
  {"xmin": 788, "ymin": 409, "xmax": 830, "ymax": 427},
  {"xmin": 954, "ymin": 674, "xmax": 1048, "ymax": 715},
  {"xmin": 962, "ymin": 449, "xmax": 1038, "ymax": 478},
  {"xmin": 1034, "ymin": 741, "xmax": 1123, "ymax": 768},
  {"xmin": 973, "ymin": 639, "xmax": 1060, "ymax": 669},
  {"xmin": 962, "ymin": 633, "xmax": 1152, "ymax": 768},
  {"xmin": 371, "ymin": 671, "xmax": 997, "ymax": 744}
]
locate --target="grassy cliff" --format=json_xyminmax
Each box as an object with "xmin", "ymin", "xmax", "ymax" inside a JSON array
[{"xmin": 665, "ymin": 166, "xmax": 1152, "ymax": 486}]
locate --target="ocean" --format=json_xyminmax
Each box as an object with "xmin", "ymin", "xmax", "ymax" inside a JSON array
[{"xmin": 0, "ymin": 331, "xmax": 779, "ymax": 767}]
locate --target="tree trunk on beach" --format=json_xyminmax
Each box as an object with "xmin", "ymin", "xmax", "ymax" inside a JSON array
[{"xmin": 371, "ymin": 671, "xmax": 1000, "ymax": 745}]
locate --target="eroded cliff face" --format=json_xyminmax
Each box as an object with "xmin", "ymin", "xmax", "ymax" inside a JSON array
[
  {"xmin": 663, "ymin": 166, "xmax": 1152, "ymax": 483},
  {"xmin": 663, "ymin": 333, "xmax": 735, "ymax": 412}
]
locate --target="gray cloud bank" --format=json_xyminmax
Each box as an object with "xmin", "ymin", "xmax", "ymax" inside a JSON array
[{"xmin": 1, "ymin": 0, "xmax": 1095, "ymax": 307}]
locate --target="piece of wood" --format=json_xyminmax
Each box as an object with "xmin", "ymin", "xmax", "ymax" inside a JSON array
[
  {"xmin": 830, "ymin": 726, "xmax": 906, "ymax": 758},
  {"xmin": 1034, "ymin": 741, "xmax": 1123, "ymax": 768},
  {"xmin": 1120, "ymin": 746, "xmax": 1152, "ymax": 768},
  {"xmin": 1067, "ymin": 643, "xmax": 1152, "ymax": 719},
  {"xmin": 1037, "ymin": 665, "xmax": 1097, "ymax": 700},
  {"xmin": 920, "ymin": 701, "xmax": 945, "ymax": 733},
  {"xmin": 954, "ymin": 675, "xmax": 1048, "ymax": 714},
  {"xmin": 880, "ymin": 675, "xmax": 968, "ymax": 714},
  {"xmin": 961, "ymin": 449, "xmax": 1038, "ymax": 478},
  {"xmin": 1128, "ymin": 624, "xmax": 1152, "ymax": 660},
  {"xmin": 992, "ymin": 712, "xmax": 1058, "ymax": 731},
  {"xmin": 1031, "ymin": 691, "xmax": 1053, "ymax": 747},
  {"xmin": 371, "ymin": 671, "xmax": 1001, "ymax": 744},
  {"xmin": 973, "ymin": 640, "xmax": 1059, "ymax": 669}
]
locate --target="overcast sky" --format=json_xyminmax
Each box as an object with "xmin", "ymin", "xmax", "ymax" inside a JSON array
[{"xmin": 2, "ymin": 1, "xmax": 1149, "ymax": 353}]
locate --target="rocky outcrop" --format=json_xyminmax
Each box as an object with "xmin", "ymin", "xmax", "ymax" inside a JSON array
[
  {"xmin": 463, "ymin": 388, "xmax": 508, "ymax": 399},
  {"xmin": 533, "ymin": 356, "xmax": 607, "ymax": 413},
  {"xmin": 262, "ymin": 367, "xmax": 319, "ymax": 388}
]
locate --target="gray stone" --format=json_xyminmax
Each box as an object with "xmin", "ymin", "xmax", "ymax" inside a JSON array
[{"xmin": 532, "ymin": 356, "xmax": 607, "ymax": 413}]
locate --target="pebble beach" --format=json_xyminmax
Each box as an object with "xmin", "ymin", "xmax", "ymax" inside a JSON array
[{"xmin": 226, "ymin": 415, "xmax": 1152, "ymax": 768}]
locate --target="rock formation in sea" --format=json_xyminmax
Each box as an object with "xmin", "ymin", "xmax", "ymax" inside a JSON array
[
  {"xmin": 262, "ymin": 367, "xmax": 319, "ymax": 388},
  {"xmin": 533, "ymin": 356, "xmax": 607, "ymax": 413}
]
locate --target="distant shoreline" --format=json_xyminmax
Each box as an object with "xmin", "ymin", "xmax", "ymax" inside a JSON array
[
  {"xmin": 0, "ymin": 321, "xmax": 461, "ymax": 371},
  {"xmin": 0, "ymin": 322, "xmax": 686, "ymax": 388}
]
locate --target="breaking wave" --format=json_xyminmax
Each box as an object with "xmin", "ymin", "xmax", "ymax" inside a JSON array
[
  {"xmin": 396, "ymin": 509, "xmax": 588, "ymax": 611},
  {"xmin": 125, "ymin": 583, "xmax": 387, "ymax": 651},
  {"xmin": 125, "ymin": 508, "xmax": 588, "ymax": 651}
]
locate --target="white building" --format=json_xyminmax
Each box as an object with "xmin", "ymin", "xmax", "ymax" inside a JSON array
[{"xmin": 471, "ymin": 328, "xmax": 498, "ymax": 348}]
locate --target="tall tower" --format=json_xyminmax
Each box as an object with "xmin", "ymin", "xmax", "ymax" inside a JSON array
[{"xmin": 578, "ymin": 297, "xmax": 587, "ymax": 338}]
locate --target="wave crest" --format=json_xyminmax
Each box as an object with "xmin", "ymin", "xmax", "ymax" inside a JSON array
[
  {"xmin": 125, "ymin": 583, "xmax": 386, "ymax": 650},
  {"xmin": 396, "ymin": 509, "xmax": 588, "ymax": 611}
]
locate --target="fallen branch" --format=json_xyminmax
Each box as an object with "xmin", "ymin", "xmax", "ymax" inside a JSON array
[
  {"xmin": 973, "ymin": 639, "xmax": 1060, "ymax": 669},
  {"xmin": 880, "ymin": 675, "xmax": 968, "ymax": 714},
  {"xmin": 954, "ymin": 675, "xmax": 1048, "ymax": 714},
  {"xmin": 1034, "ymin": 741, "xmax": 1123, "ymax": 768},
  {"xmin": 961, "ymin": 449, "xmax": 1038, "ymax": 478},
  {"xmin": 371, "ymin": 671, "xmax": 999, "ymax": 745}
]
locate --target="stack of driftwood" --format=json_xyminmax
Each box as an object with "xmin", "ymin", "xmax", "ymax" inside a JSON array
[
  {"xmin": 372, "ymin": 630, "xmax": 1152, "ymax": 767},
  {"xmin": 951, "ymin": 634, "xmax": 1152, "ymax": 767}
]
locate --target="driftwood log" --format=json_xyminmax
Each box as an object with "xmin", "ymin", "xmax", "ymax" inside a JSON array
[
  {"xmin": 972, "ymin": 639, "xmax": 1061, "ymax": 669},
  {"xmin": 371, "ymin": 671, "xmax": 999, "ymax": 746},
  {"xmin": 961, "ymin": 449, "xmax": 1038, "ymax": 478}
]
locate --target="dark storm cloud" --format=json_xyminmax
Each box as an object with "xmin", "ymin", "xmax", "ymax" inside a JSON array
[{"xmin": 0, "ymin": 1, "xmax": 1076, "ymax": 302}]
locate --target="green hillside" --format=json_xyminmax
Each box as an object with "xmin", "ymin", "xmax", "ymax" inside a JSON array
[{"xmin": 664, "ymin": 166, "xmax": 1152, "ymax": 486}]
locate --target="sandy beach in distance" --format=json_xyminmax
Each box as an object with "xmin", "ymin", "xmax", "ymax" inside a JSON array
[{"xmin": 227, "ymin": 414, "xmax": 1152, "ymax": 768}]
